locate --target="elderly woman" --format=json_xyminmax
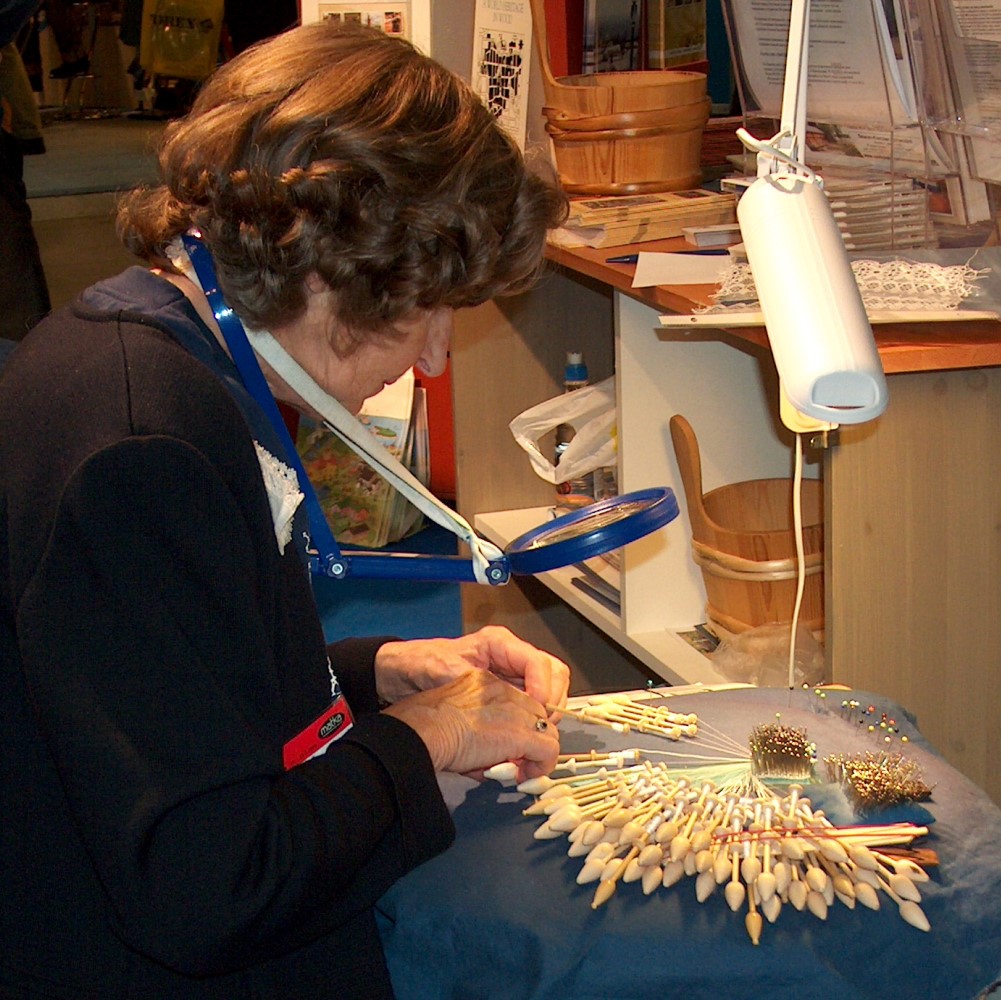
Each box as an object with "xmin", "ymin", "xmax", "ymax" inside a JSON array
[{"xmin": 0, "ymin": 21, "xmax": 569, "ymax": 1000}]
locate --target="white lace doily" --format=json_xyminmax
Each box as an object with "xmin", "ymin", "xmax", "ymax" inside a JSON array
[
  {"xmin": 705, "ymin": 258, "xmax": 984, "ymax": 314},
  {"xmin": 254, "ymin": 442, "xmax": 304, "ymax": 554}
]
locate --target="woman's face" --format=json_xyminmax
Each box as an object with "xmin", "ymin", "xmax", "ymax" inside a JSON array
[{"xmin": 267, "ymin": 281, "xmax": 453, "ymax": 417}]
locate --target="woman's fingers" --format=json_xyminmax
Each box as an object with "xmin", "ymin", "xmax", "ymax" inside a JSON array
[
  {"xmin": 465, "ymin": 626, "xmax": 571, "ymax": 714},
  {"xmin": 382, "ymin": 669, "xmax": 560, "ymax": 776},
  {"xmin": 373, "ymin": 628, "xmax": 571, "ymax": 723}
]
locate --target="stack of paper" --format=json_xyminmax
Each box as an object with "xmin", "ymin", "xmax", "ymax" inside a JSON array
[
  {"xmin": 823, "ymin": 176, "xmax": 932, "ymax": 250},
  {"xmin": 297, "ymin": 371, "xmax": 429, "ymax": 549},
  {"xmin": 554, "ymin": 189, "xmax": 738, "ymax": 249},
  {"xmin": 721, "ymin": 173, "xmax": 934, "ymax": 251}
]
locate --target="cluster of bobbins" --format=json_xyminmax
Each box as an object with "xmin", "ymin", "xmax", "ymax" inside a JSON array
[
  {"xmin": 488, "ymin": 694, "xmax": 937, "ymax": 946},
  {"xmin": 518, "ymin": 755, "xmax": 932, "ymax": 943},
  {"xmin": 551, "ymin": 695, "xmax": 700, "ymax": 740}
]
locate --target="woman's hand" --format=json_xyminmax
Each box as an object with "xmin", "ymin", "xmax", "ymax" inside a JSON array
[
  {"xmin": 381, "ymin": 668, "xmax": 560, "ymax": 780},
  {"xmin": 374, "ymin": 625, "xmax": 570, "ymax": 719}
]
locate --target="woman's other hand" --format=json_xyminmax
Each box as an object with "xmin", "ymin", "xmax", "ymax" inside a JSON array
[
  {"xmin": 374, "ymin": 625, "xmax": 569, "ymax": 719},
  {"xmin": 381, "ymin": 668, "xmax": 560, "ymax": 780}
]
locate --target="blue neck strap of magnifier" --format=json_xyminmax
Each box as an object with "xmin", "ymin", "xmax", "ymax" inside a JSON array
[{"xmin": 180, "ymin": 234, "xmax": 346, "ymax": 578}]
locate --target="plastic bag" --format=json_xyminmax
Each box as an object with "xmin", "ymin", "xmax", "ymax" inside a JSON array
[
  {"xmin": 709, "ymin": 622, "xmax": 825, "ymax": 688},
  {"xmin": 140, "ymin": 0, "xmax": 225, "ymax": 81},
  {"xmin": 508, "ymin": 376, "xmax": 617, "ymax": 485}
]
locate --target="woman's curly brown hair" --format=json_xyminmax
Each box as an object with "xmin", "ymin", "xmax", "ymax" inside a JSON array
[{"xmin": 117, "ymin": 21, "xmax": 568, "ymax": 346}]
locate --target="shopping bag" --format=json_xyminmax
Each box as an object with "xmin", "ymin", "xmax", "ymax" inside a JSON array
[
  {"xmin": 139, "ymin": 0, "xmax": 224, "ymax": 81},
  {"xmin": 508, "ymin": 376, "xmax": 617, "ymax": 485}
]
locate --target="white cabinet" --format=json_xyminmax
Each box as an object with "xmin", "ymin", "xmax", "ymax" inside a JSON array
[{"xmin": 457, "ymin": 271, "xmax": 812, "ymax": 687}]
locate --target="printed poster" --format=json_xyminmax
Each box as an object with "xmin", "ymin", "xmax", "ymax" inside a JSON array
[{"xmin": 471, "ymin": 0, "xmax": 532, "ymax": 150}]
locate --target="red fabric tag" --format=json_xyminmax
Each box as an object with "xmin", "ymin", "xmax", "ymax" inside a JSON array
[{"xmin": 283, "ymin": 694, "xmax": 355, "ymax": 770}]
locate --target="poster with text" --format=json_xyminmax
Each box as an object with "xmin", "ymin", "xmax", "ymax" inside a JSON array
[{"xmin": 471, "ymin": 0, "xmax": 533, "ymax": 150}]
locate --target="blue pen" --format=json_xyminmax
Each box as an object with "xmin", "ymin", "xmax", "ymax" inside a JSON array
[{"xmin": 605, "ymin": 250, "xmax": 729, "ymax": 264}]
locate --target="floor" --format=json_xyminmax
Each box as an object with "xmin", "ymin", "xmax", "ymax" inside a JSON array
[
  {"xmin": 23, "ymin": 114, "xmax": 464, "ymax": 641},
  {"xmin": 25, "ymin": 115, "xmax": 164, "ymax": 311}
]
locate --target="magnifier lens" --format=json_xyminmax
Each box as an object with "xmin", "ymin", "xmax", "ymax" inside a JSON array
[
  {"xmin": 523, "ymin": 497, "xmax": 655, "ymax": 548},
  {"xmin": 505, "ymin": 488, "xmax": 679, "ymax": 575}
]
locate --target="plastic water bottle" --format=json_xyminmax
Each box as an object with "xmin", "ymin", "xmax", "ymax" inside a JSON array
[{"xmin": 554, "ymin": 352, "xmax": 594, "ymax": 507}]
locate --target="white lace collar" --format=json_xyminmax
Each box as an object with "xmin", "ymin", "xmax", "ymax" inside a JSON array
[{"xmin": 253, "ymin": 442, "xmax": 304, "ymax": 554}]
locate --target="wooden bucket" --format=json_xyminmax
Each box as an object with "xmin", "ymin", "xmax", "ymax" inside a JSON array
[
  {"xmin": 529, "ymin": 0, "xmax": 709, "ymax": 195},
  {"xmin": 669, "ymin": 415, "xmax": 825, "ymax": 637},
  {"xmin": 542, "ymin": 103, "xmax": 706, "ymax": 131},
  {"xmin": 544, "ymin": 102, "xmax": 709, "ymax": 195}
]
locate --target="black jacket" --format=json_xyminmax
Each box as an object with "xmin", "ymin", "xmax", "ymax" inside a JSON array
[{"xmin": 0, "ymin": 270, "xmax": 454, "ymax": 998}]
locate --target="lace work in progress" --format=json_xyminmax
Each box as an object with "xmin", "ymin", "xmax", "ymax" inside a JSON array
[{"xmin": 705, "ymin": 258, "xmax": 984, "ymax": 314}]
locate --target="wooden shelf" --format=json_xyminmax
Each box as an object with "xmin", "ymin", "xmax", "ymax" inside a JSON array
[{"xmin": 545, "ymin": 239, "xmax": 1001, "ymax": 374}]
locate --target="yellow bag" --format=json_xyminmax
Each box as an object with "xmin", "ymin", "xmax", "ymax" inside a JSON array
[{"xmin": 139, "ymin": 0, "xmax": 225, "ymax": 81}]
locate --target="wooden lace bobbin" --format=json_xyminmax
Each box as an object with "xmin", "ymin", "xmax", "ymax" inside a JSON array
[
  {"xmin": 814, "ymin": 853, "xmax": 857, "ymax": 909},
  {"xmin": 619, "ymin": 802, "xmax": 669, "ymax": 885},
  {"xmin": 753, "ymin": 805, "xmax": 779, "ymax": 904},
  {"xmin": 786, "ymin": 866, "xmax": 809, "ymax": 911},
  {"xmin": 576, "ymin": 840, "xmax": 619, "ymax": 884},
  {"xmin": 724, "ymin": 816, "xmax": 747, "ymax": 913},
  {"xmin": 591, "ymin": 797, "xmax": 668, "ymax": 909},
  {"xmin": 585, "ymin": 698, "xmax": 699, "ymax": 740},
  {"xmin": 554, "ymin": 749, "xmax": 642, "ymax": 774},
  {"xmin": 691, "ymin": 797, "xmax": 735, "ymax": 902},
  {"xmin": 669, "ymin": 781, "xmax": 717, "ymax": 863},
  {"xmin": 532, "ymin": 775, "xmax": 630, "ymax": 838},
  {"xmin": 874, "ymin": 850, "xmax": 930, "ymax": 884},
  {"xmin": 709, "ymin": 795, "xmax": 744, "ymax": 885},
  {"xmin": 745, "ymin": 887, "xmax": 764, "ymax": 945},
  {"xmin": 542, "ymin": 791, "xmax": 620, "ymax": 838},
  {"xmin": 739, "ymin": 826, "xmax": 763, "ymax": 886},
  {"xmin": 567, "ymin": 769, "xmax": 680, "ymax": 859},
  {"xmin": 482, "ymin": 762, "xmax": 520, "ymax": 784},
  {"xmin": 855, "ymin": 862, "xmax": 922, "ymax": 904},
  {"xmin": 593, "ymin": 693, "xmax": 699, "ymax": 727},
  {"xmin": 546, "ymin": 703, "xmax": 630, "ymax": 735},
  {"xmin": 761, "ymin": 891, "xmax": 783, "ymax": 924},
  {"xmin": 860, "ymin": 870, "xmax": 931, "ymax": 931}
]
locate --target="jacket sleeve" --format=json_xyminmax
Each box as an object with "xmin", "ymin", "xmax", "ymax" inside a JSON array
[
  {"xmin": 327, "ymin": 636, "xmax": 395, "ymax": 714},
  {"xmin": 15, "ymin": 433, "xmax": 455, "ymax": 977}
]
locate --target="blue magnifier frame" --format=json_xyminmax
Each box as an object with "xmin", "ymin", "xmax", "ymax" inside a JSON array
[{"xmin": 182, "ymin": 235, "xmax": 679, "ymax": 584}]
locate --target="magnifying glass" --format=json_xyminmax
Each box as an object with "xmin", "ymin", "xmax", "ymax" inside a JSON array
[
  {"xmin": 181, "ymin": 234, "xmax": 680, "ymax": 585},
  {"xmin": 332, "ymin": 487, "xmax": 679, "ymax": 583}
]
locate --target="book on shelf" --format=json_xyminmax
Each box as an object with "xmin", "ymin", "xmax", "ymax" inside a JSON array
[
  {"xmin": 721, "ymin": 0, "xmax": 996, "ymax": 234},
  {"xmin": 723, "ymin": 172, "xmax": 934, "ymax": 251},
  {"xmin": 646, "ymin": 0, "xmax": 707, "ymax": 70},
  {"xmin": 722, "ymin": 0, "xmax": 920, "ymax": 130},
  {"xmin": 823, "ymin": 174, "xmax": 933, "ymax": 250},
  {"xmin": 570, "ymin": 554, "xmax": 622, "ymax": 613},
  {"xmin": 923, "ymin": 0, "xmax": 1001, "ymax": 188},
  {"xmin": 565, "ymin": 188, "xmax": 734, "ymax": 225},
  {"xmin": 556, "ymin": 188, "xmax": 737, "ymax": 248},
  {"xmin": 582, "ymin": 0, "xmax": 643, "ymax": 73},
  {"xmin": 296, "ymin": 370, "xmax": 429, "ymax": 550}
]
